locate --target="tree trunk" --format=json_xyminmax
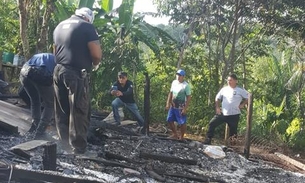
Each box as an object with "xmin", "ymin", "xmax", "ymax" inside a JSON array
[
  {"xmin": 37, "ymin": 0, "xmax": 54, "ymax": 52},
  {"xmin": 18, "ymin": 0, "xmax": 30, "ymax": 60},
  {"xmin": 177, "ymin": 19, "xmax": 195, "ymax": 69},
  {"xmin": 221, "ymin": 0, "xmax": 242, "ymax": 85}
]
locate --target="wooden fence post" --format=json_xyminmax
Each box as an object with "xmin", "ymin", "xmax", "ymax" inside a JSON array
[
  {"xmin": 244, "ymin": 93, "xmax": 253, "ymax": 159},
  {"xmin": 144, "ymin": 73, "xmax": 150, "ymax": 135}
]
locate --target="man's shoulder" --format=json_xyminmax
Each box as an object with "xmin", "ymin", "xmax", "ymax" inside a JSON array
[
  {"xmin": 183, "ymin": 80, "xmax": 190, "ymax": 85},
  {"xmin": 236, "ymin": 86, "xmax": 247, "ymax": 91},
  {"xmin": 56, "ymin": 16, "xmax": 91, "ymax": 28},
  {"xmin": 126, "ymin": 80, "xmax": 133, "ymax": 85},
  {"xmin": 171, "ymin": 79, "xmax": 180, "ymax": 84}
]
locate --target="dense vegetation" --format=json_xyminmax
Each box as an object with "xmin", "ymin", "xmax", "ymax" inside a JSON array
[{"xmin": 1, "ymin": 0, "xmax": 305, "ymax": 150}]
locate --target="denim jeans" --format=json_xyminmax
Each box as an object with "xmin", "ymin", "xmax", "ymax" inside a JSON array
[
  {"xmin": 53, "ymin": 64, "xmax": 90, "ymax": 152},
  {"xmin": 20, "ymin": 75, "xmax": 54, "ymax": 132},
  {"xmin": 111, "ymin": 98, "xmax": 144, "ymax": 127}
]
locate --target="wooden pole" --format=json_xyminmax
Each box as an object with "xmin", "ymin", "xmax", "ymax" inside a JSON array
[
  {"xmin": 224, "ymin": 124, "xmax": 229, "ymax": 145},
  {"xmin": 244, "ymin": 93, "xmax": 253, "ymax": 159},
  {"xmin": 0, "ymin": 51, "xmax": 3, "ymax": 80},
  {"xmin": 144, "ymin": 72, "xmax": 150, "ymax": 135}
]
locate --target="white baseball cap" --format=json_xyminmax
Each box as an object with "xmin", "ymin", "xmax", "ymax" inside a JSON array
[{"xmin": 75, "ymin": 7, "xmax": 94, "ymax": 23}]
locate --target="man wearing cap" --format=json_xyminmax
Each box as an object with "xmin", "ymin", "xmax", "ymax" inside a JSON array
[
  {"xmin": 165, "ymin": 69, "xmax": 191, "ymax": 140},
  {"xmin": 53, "ymin": 7, "xmax": 102, "ymax": 154},
  {"xmin": 203, "ymin": 73, "xmax": 248, "ymax": 145},
  {"xmin": 110, "ymin": 72, "xmax": 145, "ymax": 131}
]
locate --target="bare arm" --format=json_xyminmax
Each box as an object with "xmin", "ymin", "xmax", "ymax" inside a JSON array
[
  {"xmin": 53, "ymin": 45, "xmax": 56, "ymax": 55},
  {"xmin": 215, "ymin": 99, "xmax": 221, "ymax": 114},
  {"xmin": 165, "ymin": 92, "xmax": 173, "ymax": 110},
  {"xmin": 239, "ymin": 98, "xmax": 248, "ymax": 109},
  {"xmin": 88, "ymin": 40, "xmax": 102, "ymax": 66}
]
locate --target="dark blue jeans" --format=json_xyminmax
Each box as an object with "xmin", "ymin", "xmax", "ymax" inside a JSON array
[
  {"xmin": 111, "ymin": 98, "xmax": 144, "ymax": 127},
  {"xmin": 53, "ymin": 64, "xmax": 90, "ymax": 153},
  {"xmin": 20, "ymin": 75, "xmax": 54, "ymax": 132}
]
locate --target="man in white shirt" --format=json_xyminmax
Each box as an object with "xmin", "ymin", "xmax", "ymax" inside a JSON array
[{"xmin": 203, "ymin": 73, "xmax": 248, "ymax": 145}]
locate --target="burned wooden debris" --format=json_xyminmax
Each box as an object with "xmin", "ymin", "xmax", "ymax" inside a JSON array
[
  {"xmin": 0, "ymin": 101, "xmax": 305, "ymax": 182},
  {"xmin": 0, "ymin": 163, "xmax": 106, "ymax": 183},
  {"xmin": 140, "ymin": 151, "xmax": 198, "ymax": 165},
  {"xmin": 0, "ymin": 100, "xmax": 31, "ymax": 135},
  {"xmin": 42, "ymin": 142, "xmax": 57, "ymax": 171}
]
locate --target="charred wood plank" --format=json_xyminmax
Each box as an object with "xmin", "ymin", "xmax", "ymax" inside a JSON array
[
  {"xmin": 0, "ymin": 119, "xmax": 18, "ymax": 134},
  {"xmin": 0, "ymin": 101, "xmax": 32, "ymax": 135},
  {"xmin": 153, "ymin": 166, "xmax": 224, "ymax": 183},
  {"xmin": 145, "ymin": 167, "xmax": 165, "ymax": 182},
  {"xmin": 139, "ymin": 151, "xmax": 197, "ymax": 165},
  {"xmin": 105, "ymin": 151, "xmax": 144, "ymax": 164},
  {"xmin": 185, "ymin": 169, "xmax": 226, "ymax": 183},
  {"xmin": 0, "ymin": 165, "xmax": 106, "ymax": 183},
  {"xmin": 42, "ymin": 142, "xmax": 57, "ymax": 171},
  {"xmin": 76, "ymin": 156, "xmax": 134, "ymax": 169},
  {"xmin": 275, "ymin": 152, "xmax": 305, "ymax": 171},
  {"xmin": 0, "ymin": 100, "xmax": 31, "ymax": 117},
  {"xmin": 10, "ymin": 148, "xmax": 32, "ymax": 160},
  {"xmin": 163, "ymin": 172, "xmax": 210, "ymax": 182},
  {"xmin": 10, "ymin": 140, "xmax": 50, "ymax": 151}
]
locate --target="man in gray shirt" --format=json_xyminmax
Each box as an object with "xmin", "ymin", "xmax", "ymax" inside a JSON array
[{"xmin": 203, "ymin": 73, "xmax": 248, "ymax": 145}]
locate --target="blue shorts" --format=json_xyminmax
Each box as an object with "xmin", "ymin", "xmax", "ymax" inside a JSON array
[{"xmin": 166, "ymin": 107, "xmax": 187, "ymax": 125}]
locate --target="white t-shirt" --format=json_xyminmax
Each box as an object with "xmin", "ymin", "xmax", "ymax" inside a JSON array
[
  {"xmin": 170, "ymin": 80, "xmax": 191, "ymax": 107},
  {"xmin": 215, "ymin": 86, "xmax": 248, "ymax": 116}
]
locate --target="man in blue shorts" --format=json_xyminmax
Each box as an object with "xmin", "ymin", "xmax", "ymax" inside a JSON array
[{"xmin": 165, "ymin": 69, "xmax": 191, "ymax": 140}]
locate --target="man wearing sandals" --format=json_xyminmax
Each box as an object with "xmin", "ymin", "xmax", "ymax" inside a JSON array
[{"xmin": 165, "ymin": 69, "xmax": 191, "ymax": 140}]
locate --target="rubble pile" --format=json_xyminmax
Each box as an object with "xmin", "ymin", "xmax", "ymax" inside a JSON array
[{"xmin": 0, "ymin": 113, "xmax": 304, "ymax": 182}]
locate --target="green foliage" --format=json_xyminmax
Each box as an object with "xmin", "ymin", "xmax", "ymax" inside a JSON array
[
  {"xmin": 286, "ymin": 118, "xmax": 305, "ymax": 150},
  {"xmin": 286, "ymin": 118, "xmax": 301, "ymax": 137},
  {"xmin": 0, "ymin": 1, "xmax": 19, "ymax": 53}
]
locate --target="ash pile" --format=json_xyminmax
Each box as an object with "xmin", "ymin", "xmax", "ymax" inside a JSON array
[{"xmin": 0, "ymin": 105, "xmax": 305, "ymax": 182}]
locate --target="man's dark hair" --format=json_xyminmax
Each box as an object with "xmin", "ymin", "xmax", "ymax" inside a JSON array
[
  {"xmin": 118, "ymin": 71, "xmax": 127, "ymax": 77},
  {"xmin": 229, "ymin": 73, "xmax": 238, "ymax": 80}
]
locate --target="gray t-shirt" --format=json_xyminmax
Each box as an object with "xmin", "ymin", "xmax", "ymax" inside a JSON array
[{"xmin": 216, "ymin": 86, "xmax": 248, "ymax": 116}]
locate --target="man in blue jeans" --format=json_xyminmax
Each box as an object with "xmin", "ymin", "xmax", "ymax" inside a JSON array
[{"xmin": 110, "ymin": 71, "xmax": 144, "ymax": 132}]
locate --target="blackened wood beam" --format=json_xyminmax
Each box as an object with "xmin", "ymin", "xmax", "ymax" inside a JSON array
[{"xmin": 139, "ymin": 151, "xmax": 197, "ymax": 165}]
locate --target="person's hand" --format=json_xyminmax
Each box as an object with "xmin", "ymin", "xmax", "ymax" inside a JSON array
[
  {"xmin": 181, "ymin": 108, "xmax": 187, "ymax": 115},
  {"xmin": 116, "ymin": 91, "xmax": 123, "ymax": 96},
  {"xmin": 239, "ymin": 103, "xmax": 246, "ymax": 109},
  {"xmin": 92, "ymin": 63, "xmax": 100, "ymax": 71},
  {"xmin": 216, "ymin": 107, "xmax": 221, "ymax": 115},
  {"xmin": 111, "ymin": 90, "xmax": 117, "ymax": 96}
]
